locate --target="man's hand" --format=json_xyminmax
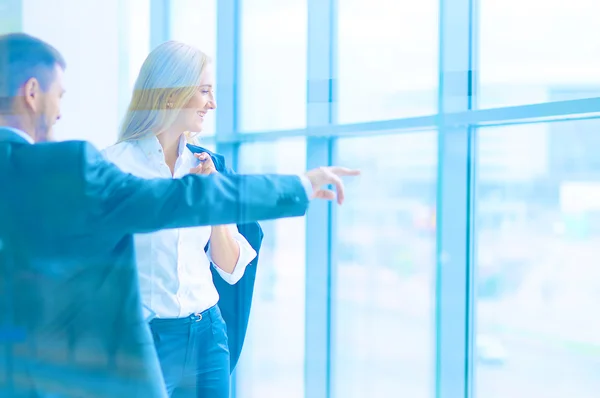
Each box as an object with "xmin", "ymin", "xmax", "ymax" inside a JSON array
[
  {"xmin": 304, "ymin": 166, "xmax": 360, "ymax": 205},
  {"xmin": 189, "ymin": 152, "xmax": 217, "ymax": 175}
]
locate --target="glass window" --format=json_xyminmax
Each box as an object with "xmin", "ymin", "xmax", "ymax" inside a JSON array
[
  {"xmin": 475, "ymin": 121, "xmax": 600, "ymax": 398},
  {"xmin": 337, "ymin": 0, "xmax": 439, "ymax": 124},
  {"xmin": 170, "ymin": 0, "xmax": 217, "ymax": 136},
  {"xmin": 239, "ymin": 0, "xmax": 307, "ymax": 132},
  {"xmin": 334, "ymin": 133, "xmax": 437, "ymax": 398},
  {"xmin": 21, "ymin": 0, "xmax": 150, "ymax": 149},
  {"xmin": 122, "ymin": 0, "xmax": 150, "ymax": 123},
  {"xmin": 192, "ymin": 141, "xmax": 215, "ymax": 153},
  {"xmin": 124, "ymin": 0, "xmax": 151, "ymax": 91},
  {"xmin": 0, "ymin": 0, "xmax": 22, "ymax": 33},
  {"xmin": 478, "ymin": 0, "xmax": 600, "ymax": 108},
  {"xmin": 236, "ymin": 138, "xmax": 307, "ymax": 398}
]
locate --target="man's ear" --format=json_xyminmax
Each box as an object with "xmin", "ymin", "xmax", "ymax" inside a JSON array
[{"xmin": 22, "ymin": 77, "xmax": 40, "ymax": 112}]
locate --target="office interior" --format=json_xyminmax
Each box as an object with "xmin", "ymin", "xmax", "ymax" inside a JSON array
[{"xmin": 3, "ymin": 0, "xmax": 600, "ymax": 397}]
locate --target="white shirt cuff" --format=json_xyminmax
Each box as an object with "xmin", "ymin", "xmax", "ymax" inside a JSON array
[
  {"xmin": 208, "ymin": 225, "xmax": 257, "ymax": 285},
  {"xmin": 298, "ymin": 175, "xmax": 313, "ymax": 199}
]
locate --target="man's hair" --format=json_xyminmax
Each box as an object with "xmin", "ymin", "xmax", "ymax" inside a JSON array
[{"xmin": 0, "ymin": 33, "xmax": 66, "ymax": 110}]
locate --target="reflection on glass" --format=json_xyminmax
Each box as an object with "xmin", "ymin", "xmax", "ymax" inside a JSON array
[
  {"xmin": 169, "ymin": 0, "xmax": 217, "ymax": 136},
  {"xmin": 475, "ymin": 121, "xmax": 600, "ymax": 398},
  {"xmin": 236, "ymin": 138, "xmax": 307, "ymax": 398},
  {"xmin": 239, "ymin": 0, "xmax": 307, "ymax": 132},
  {"xmin": 334, "ymin": 133, "xmax": 437, "ymax": 398},
  {"xmin": 478, "ymin": 0, "xmax": 600, "ymax": 108},
  {"xmin": 337, "ymin": 0, "xmax": 438, "ymax": 123}
]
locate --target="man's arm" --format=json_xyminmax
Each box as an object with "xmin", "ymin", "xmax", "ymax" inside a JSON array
[{"xmin": 80, "ymin": 142, "xmax": 309, "ymax": 235}]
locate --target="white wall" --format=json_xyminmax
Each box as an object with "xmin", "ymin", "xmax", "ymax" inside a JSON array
[{"xmin": 22, "ymin": 0, "xmax": 149, "ymax": 149}]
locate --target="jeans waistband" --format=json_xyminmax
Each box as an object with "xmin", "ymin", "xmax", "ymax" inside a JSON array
[{"xmin": 149, "ymin": 304, "xmax": 220, "ymax": 327}]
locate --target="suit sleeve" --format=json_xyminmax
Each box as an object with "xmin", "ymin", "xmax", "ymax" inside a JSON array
[{"xmin": 80, "ymin": 142, "xmax": 309, "ymax": 235}]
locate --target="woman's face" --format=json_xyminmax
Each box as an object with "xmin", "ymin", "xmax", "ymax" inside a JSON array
[{"xmin": 172, "ymin": 63, "xmax": 216, "ymax": 134}]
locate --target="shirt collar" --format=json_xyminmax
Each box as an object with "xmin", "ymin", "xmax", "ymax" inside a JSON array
[
  {"xmin": 136, "ymin": 133, "xmax": 189, "ymax": 160},
  {"xmin": 0, "ymin": 126, "xmax": 35, "ymax": 144}
]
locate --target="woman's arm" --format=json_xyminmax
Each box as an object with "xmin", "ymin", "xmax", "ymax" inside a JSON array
[
  {"xmin": 209, "ymin": 225, "xmax": 240, "ymax": 273},
  {"xmin": 208, "ymin": 224, "xmax": 257, "ymax": 285}
]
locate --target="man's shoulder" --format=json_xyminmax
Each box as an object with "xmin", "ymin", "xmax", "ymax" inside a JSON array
[
  {"xmin": 29, "ymin": 139, "xmax": 95, "ymax": 153},
  {"xmin": 3, "ymin": 139, "xmax": 89, "ymax": 163},
  {"xmin": 32, "ymin": 140, "xmax": 101, "ymax": 166}
]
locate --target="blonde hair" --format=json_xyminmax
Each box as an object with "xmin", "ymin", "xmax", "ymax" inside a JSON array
[{"xmin": 118, "ymin": 41, "xmax": 211, "ymax": 142}]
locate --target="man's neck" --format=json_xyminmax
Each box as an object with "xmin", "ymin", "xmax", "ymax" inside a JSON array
[{"xmin": 0, "ymin": 116, "xmax": 35, "ymax": 142}]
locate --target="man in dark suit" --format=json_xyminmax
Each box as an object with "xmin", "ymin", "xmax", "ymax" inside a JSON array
[{"xmin": 0, "ymin": 33, "xmax": 359, "ymax": 398}]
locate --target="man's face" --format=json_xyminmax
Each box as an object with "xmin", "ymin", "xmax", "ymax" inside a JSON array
[
  {"xmin": 33, "ymin": 65, "xmax": 65, "ymax": 142},
  {"xmin": 20, "ymin": 64, "xmax": 65, "ymax": 142}
]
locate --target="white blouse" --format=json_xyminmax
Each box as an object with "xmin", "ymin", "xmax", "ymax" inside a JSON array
[{"xmin": 101, "ymin": 135, "xmax": 257, "ymax": 320}]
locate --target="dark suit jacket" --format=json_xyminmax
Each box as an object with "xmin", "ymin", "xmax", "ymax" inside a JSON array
[
  {"xmin": 0, "ymin": 128, "xmax": 309, "ymax": 398},
  {"xmin": 186, "ymin": 144, "xmax": 262, "ymax": 372}
]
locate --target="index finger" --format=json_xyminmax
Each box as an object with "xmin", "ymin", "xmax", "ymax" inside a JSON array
[{"xmin": 329, "ymin": 166, "xmax": 361, "ymax": 177}]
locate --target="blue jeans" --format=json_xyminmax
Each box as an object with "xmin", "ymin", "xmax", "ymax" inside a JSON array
[{"xmin": 149, "ymin": 305, "xmax": 230, "ymax": 398}]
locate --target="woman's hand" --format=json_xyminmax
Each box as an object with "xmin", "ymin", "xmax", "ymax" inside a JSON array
[{"xmin": 189, "ymin": 152, "xmax": 217, "ymax": 175}]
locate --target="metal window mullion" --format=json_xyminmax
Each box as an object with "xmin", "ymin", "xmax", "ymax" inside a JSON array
[
  {"xmin": 305, "ymin": 0, "xmax": 337, "ymax": 397},
  {"xmin": 435, "ymin": 0, "xmax": 476, "ymax": 398},
  {"xmin": 215, "ymin": 0, "xmax": 239, "ymax": 167},
  {"xmin": 213, "ymin": 1, "xmax": 240, "ymax": 396},
  {"xmin": 198, "ymin": 96, "xmax": 600, "ymax": 144}
]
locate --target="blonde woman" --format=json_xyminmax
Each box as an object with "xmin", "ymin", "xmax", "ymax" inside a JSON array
[{"xmin": 101, "ymin": 41, "xmax": 256, "ymax": 398}]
